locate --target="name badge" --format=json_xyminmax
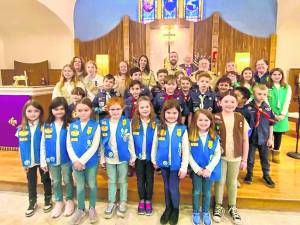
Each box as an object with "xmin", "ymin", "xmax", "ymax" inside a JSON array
[
  {"xmin": 133, "ymin": 132, "xmax": 139, "ymax": 135},
  {"xmin": 191, "ymin": 142, "xmax": 198, "ymax": 147},
  {"xmin": 45, "ymin": 135, "xmax": 52, "ymax": 139},
  {"xmin": 102, "ymin": 133, "xmax": 108, "ymax": 137},
  {"xmin": 19, "ymin": 137, "xmax": 28, "ymax": 142},
  {"xmin": 71, "ymin": 138, "xmax": 78, "ymax": 142},
  {"xmin": 158, "ymin": 137, "xmax": 165, "ymax": 141}
]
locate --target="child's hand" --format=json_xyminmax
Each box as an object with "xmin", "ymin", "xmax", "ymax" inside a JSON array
[
  {"xmin": 178, "ymin": 170, "xmax": 187, "ymax": 179},
  {"xmin": 73, "ymin": 161, "xmax": 84, "ymax": 171},
  {"xmin": 23, "ymin": 167, "xmax": 29, "ymax": 173},
  {"xmin": 102, "ymin": 105, "xmax": 108, "ymax": 112},
  {"xmin": 240, "ymin": 161, "xmax": 247, "ymax": 171},
  {"xmin": 41, "ymin": 167, "xmax": 48, "ymax": 173},
  {"xmin": 100, "ymin": 162, "xmax": 106, "ymax": 169},
  {"xmin": 153, "ymin": 163, "xmax": 158, "ymax": 169},
  {"xmin": 129, "ymin": 159, "xmax": 135, "ymax": 167},
  {"xmin": 202, "ymin": 169, "xmax": 211, "ymax": 178},
  {"xmin": 196, "ymin": 169, "xmax": 203, "ymax": 176},
  {"xmin": 267, "ymin": 138, "xmax": 273, "ymax": 147}
]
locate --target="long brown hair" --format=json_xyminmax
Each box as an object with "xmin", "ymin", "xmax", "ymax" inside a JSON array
[
  {"xmin": 131, "ymin": 96, "xmax": 156, "ymax": 132},
  {"xmin": 20, "ymin": 100, "xmax": 44, "ymax": 130},
  {"xmin": 76, "ymin": 97, "xmax": 95, "ymax": 120},
  {"xmin": 158, "ymin": 99, "xmax": 182, "ymax": 137},
  {"xmin": 240, "ymin": 67, "xmax": 255, "ymax": 87},
  {"xmin": 267, "ymin": 67, "xmax": 287, "ymax": 88},
  {"xmin": 71, "ymin": 56, "xmax": 85, "ymax": 74},
  {"xmin": 58, "ymin": 64, "xmax": 78, "ymax": 90},
  {"xmin": 189, "ymin": 109, "xmax": 216, "ymax": 142}
]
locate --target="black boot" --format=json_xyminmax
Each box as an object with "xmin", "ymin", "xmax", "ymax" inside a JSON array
[
  {"xmin": 160, "ymin": 207, "xmax": 173, "ymax": 224},
  {"xmin": 169, "ymin": 208, "xmax": 179, "ymax": 225}
]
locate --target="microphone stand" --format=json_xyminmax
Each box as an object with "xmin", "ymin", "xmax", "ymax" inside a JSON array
[{"xmin": 287, "ymin": 95, "xmax": 300, "ymax": 159}]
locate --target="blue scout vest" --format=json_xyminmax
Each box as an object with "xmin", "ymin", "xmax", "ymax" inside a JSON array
[
  {"xmin": 100, "ymin": 116, "xmax": 131, "ymax": 162},
  {"xmin": 69, "ymin": 119, "xmax": 99, "ymax": 168},
  {"xmin": 190, "ymin": 135, "xmax": 221, "ymax": 181},
  {"xmin": 156, "ymin": 124, "xmax": 186, "ymax": 171},
  {"xmin": 18, "ymin": 124, "xmax": 42, "ymax": 167},
  {"xmin": 44, "ymin": 123, "xmax": 70, "ymax": 165},
  {"xmin": 132, "ymin": 120, "xmax": 157, "ymax": 161}
]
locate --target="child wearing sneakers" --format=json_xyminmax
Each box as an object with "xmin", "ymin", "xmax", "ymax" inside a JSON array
[
  {"xmin": 244, "ymin": 84, "xmax": 276, "ymax": 188},
  {"xmin": 40, "ymin": 97, "xmax": 75, "ymax": 218},
  {"xmin": 189, "ymin": 109, "xmax": 221, "ymax": 225},
  {"xmin": 100, "ymin": 97, "xmax": 136, "ymax": 219},
  {"xmin": 132, "ymin": 96, "xmax": 157, "ymax": 216},
  {"xmin": 67, "ymin": 98, "xmax": 100, "ymax": 224},
  {"xmin": 16, "ymin": 100, "xmax": 52, "ymax": 217},
  {"xmin": 151, "ymin": 99, "xmax": 189, "ymax": 225},
  {"xmin": 213, "ymin": 92, "xmax": 249, "ymax": 225}
]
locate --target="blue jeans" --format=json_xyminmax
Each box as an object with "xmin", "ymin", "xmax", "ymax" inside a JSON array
[
  {"xmin": 161, "ymin": 168, "xmax": 180, "ymax": 209},
  {"xmin": 73, "ymin": 164, "xmax": 98, "ymax": 209},
  {"xmin": 49, "ymin": 163, "xmax": 73, "ymax": 202},
  {"xmin": 106, "ymin": 163, "xmax": 128, "ymax": 203},
  {"xmin": 192, "ymin": 172, "xmax": 212, "ymax": 213}
]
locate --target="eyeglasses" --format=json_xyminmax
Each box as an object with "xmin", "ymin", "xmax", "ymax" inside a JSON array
[{"xmin": 109, "ymin": 108, "xmax": 122, "ymax": 111}]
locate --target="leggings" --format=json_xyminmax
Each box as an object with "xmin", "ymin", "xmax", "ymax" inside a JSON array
[{"xmin": 273, "ymin": 132, "xmax": 283, "ymax": 151}]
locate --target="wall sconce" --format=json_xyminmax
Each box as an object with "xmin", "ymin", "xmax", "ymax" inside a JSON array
[{"xmin": 96, "ymin": 54, "xmax": 109, "ymax": 76}]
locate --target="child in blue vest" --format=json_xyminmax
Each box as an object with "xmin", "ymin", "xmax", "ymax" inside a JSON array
[
  {"xmin": 40, "ymin": 97, "xmax": 74, "ymax": 218},
  {"xmin": 151, "ymin": 99, "xmax": 189, "ymax": 225},
  {"xmin": 100, "ymin": 97, "xmax": 136, "ymax": 219},
  {"xmin": 92, "ymin": 74, "xmax": 120, "ymax": 121},
  {"xmin": 68, "ymin": 87, "xmax": 86, "ymax": 122},
  {"xmin": 16, "ymin": 100, "xmax": 52, "ymax": 217},
  {"xmin": 67, "ymin": 97, "xmax": 100, "ymax": 225},
  {"xmin": 131, "ymin": 96, "xmax": 157, "ymax": 216},
  {"xmin": 189, "ymin": 109, "xmax": 221, "ymax": 225}
]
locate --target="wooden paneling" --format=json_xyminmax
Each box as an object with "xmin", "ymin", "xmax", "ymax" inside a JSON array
[
  {"xmin": 218, "ymin": 18, "xmax": 271, "ymax": 74},
  {"xmin": 14, "ymin": 60, "xmax": 49, "ymax": 86},
  {"xmin": 78, "ymin": 20, "xmax": 124, "ymax": 75},
  {"xmin": 193, "ymin": 15, "xmax": 213, "ymax": 58},
  {"xmin": 288, "ymin": 68, "xmax": 300, "ymax": 112},
  {"xmin": 129, "ymin": 18, "xmax": 146, "ymax": 65},
  {"xmin": 48, "ymin": 69, "xmax": 61, "ymax": 85},
  {"xmin": 0, "ymin": 69, "xmax": 14, "ymax": 85}
]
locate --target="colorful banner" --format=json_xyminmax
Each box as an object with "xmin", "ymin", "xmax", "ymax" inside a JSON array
[
  {"xmin": 184, "ymin": 0, "xmax": 200, "ymax": 21},
  {"xmin": 140, "ymin": 0, "xmax": 156, "ymax": 23},
  {"xmin": 162, "ymin": 0, "xmax": 178, "ymax": 19},
  {"xmin": 0, "ymin": 95, "xmax": 30, "ymax": 148}
]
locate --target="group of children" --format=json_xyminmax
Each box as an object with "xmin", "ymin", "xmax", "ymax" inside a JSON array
[{"xmin": 16, "ymin": 60, "xmax": 291, "ymax": 225}]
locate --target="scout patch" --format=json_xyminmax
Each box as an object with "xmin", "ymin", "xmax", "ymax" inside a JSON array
[
  {"xmin": 176, "ymin": 128, "xmax": 182, "ymax": 137},
  {"xmin": 191, "ymin": 142, "xmax": 198, "ymax": 147},
  {"xmin": 45, "ymin": 135, "xmax": 52, "ymax": 139},
  {"xmin": 160, "ymin": 129, "xmax": 166, "ymax": 136},
  {"xmin": 44, "ymin": 128, "xmax": 52, "ymax": 134},
  {"xmin": 19, "ymin": 137, "xmax": 28, "ymax": 142},
  {"xmin": 72, "ymin": 111, "xmax": 77, "ymax": 118},
  {"xmin": 71, "ymin": 130, "xmax": 79, "ymax": 137},
  {"xmin": 101, "ymin": 126, "xmax": 108, "ymax": 131},
  {"xmin": 71, "ymin": 138, "xmax": 78, "ymax": 142},
  {"xmin": 102, "ymin": 120, "xmax": 107, "ymax": 125},
  {"xmin": 87, "ymin": 127, "xmax": 93, "ymax": 135},
  {"xmin": 151, "ymin": 122, "xmax": 156, "ymax": 129},
  {"xmin": 158, "ymin": 137, "xmax": 165, "ymax": 141},
  {"xmin": 19, "ymin": 130, "xmax": 29, "ymax": 137},
  {"xmin": 122, "ymin": 119, "xmax": 127, "ymax": 126},
  {"xmin": 208, "ymin": 140, "xmax": 213, "ymax": 149},
  {"xmin": 133, "ymin": 132, "xmax": 139, "ymax": 135}
]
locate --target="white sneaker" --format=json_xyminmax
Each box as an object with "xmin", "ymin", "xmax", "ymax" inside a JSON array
[
  {"xmin": 51, "ymin": 201, "xmax": 64, "ymax": 218},
  {"xmin": 117, "ymin": 202, "xmax": 127, "ymax": 218},
  {"xmin": 70, "ymin": 209, "xmax": 86, "ymax": 225},
  {"xmin": 64, "ymin": 200, "xmax": 75, "ymax": 217},
  {"xmin": 104, "ymin": 203, "xmax": 115, "ymax": 219}
]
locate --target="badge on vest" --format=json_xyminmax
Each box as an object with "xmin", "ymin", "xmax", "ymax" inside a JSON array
[
  {"xmin": 87, "ymin": 140, "xmax": 92, "ymax": 147},
  {"xmin": 191, "ymin": 142, "xmax": 198, "ymax": 147},
  {"xmin": 151, "ymin": 122, "xmax": 156, "ymax": 129},
  {"xmin": 19, "ymin": 137, "xmax": 28, "ymax": 142},
  {"xmin": 133, "ymin": 131, "xmax": 139, "ymax": 135},
  {"xmin": 24, "ymin": 160, "xmax": 30, "ymax": 166},
  {"xmin": 101, "ymin": 120, "xmax": 107, "ymax": 125},
  {"xmin": 160, "ymin": 129, "xmax": 166, "ymax": 136},
  {"xmin": 122, "ymin": 119, "xmax": 127, "ymax": 126},
  {"xmin": 71, "ymin": 138, "xmax": 78, "ymax": 142},
  {"xmin": 102, "ymin": 133, "xmax": 108, "ymax": 137},
  {"xmin": 19, "ymin": 130, "xmax": 29, "ymax": 137},
  {"xmin": 101, "ymin": 126, "xmax": 108, "ymax": 131},
  {"xmin": 45, "ymin": 135, "xmax": 52, "ymax": 139},
  {"xmin": 121, "ymin": 128, "xmax": 130, "ymax": 142},
  {"xmin": 46, "ymin": 157, "xmax": 55, "ymax": 163},
  {"xmin": 72, "ymin": 111, "xmax": 77, "ymax": 118},
  {"xmin": 108, "ymin": 151, "xmax": 114, "ymax": 158},
  {"xmin": 208, "ymin": 140, "xmax": 213, "ymax": 149},
  {"xmin": 44, "ymin": 128, "xmax": 52, "ymax": 134},
  {"xmin": 163, "ymin": 160, "xmax": 169, "ymax": 166},
  {"xmin": 87, "ymin": 127, "xmax": 93, "ymax": 135},
  {"xmin": 176, "ymin": 128, "xmax": 182, "ymax": 137},
  {"xmin": 71, "ymin": 130, "xmax": 79, "ymax": 137}
]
